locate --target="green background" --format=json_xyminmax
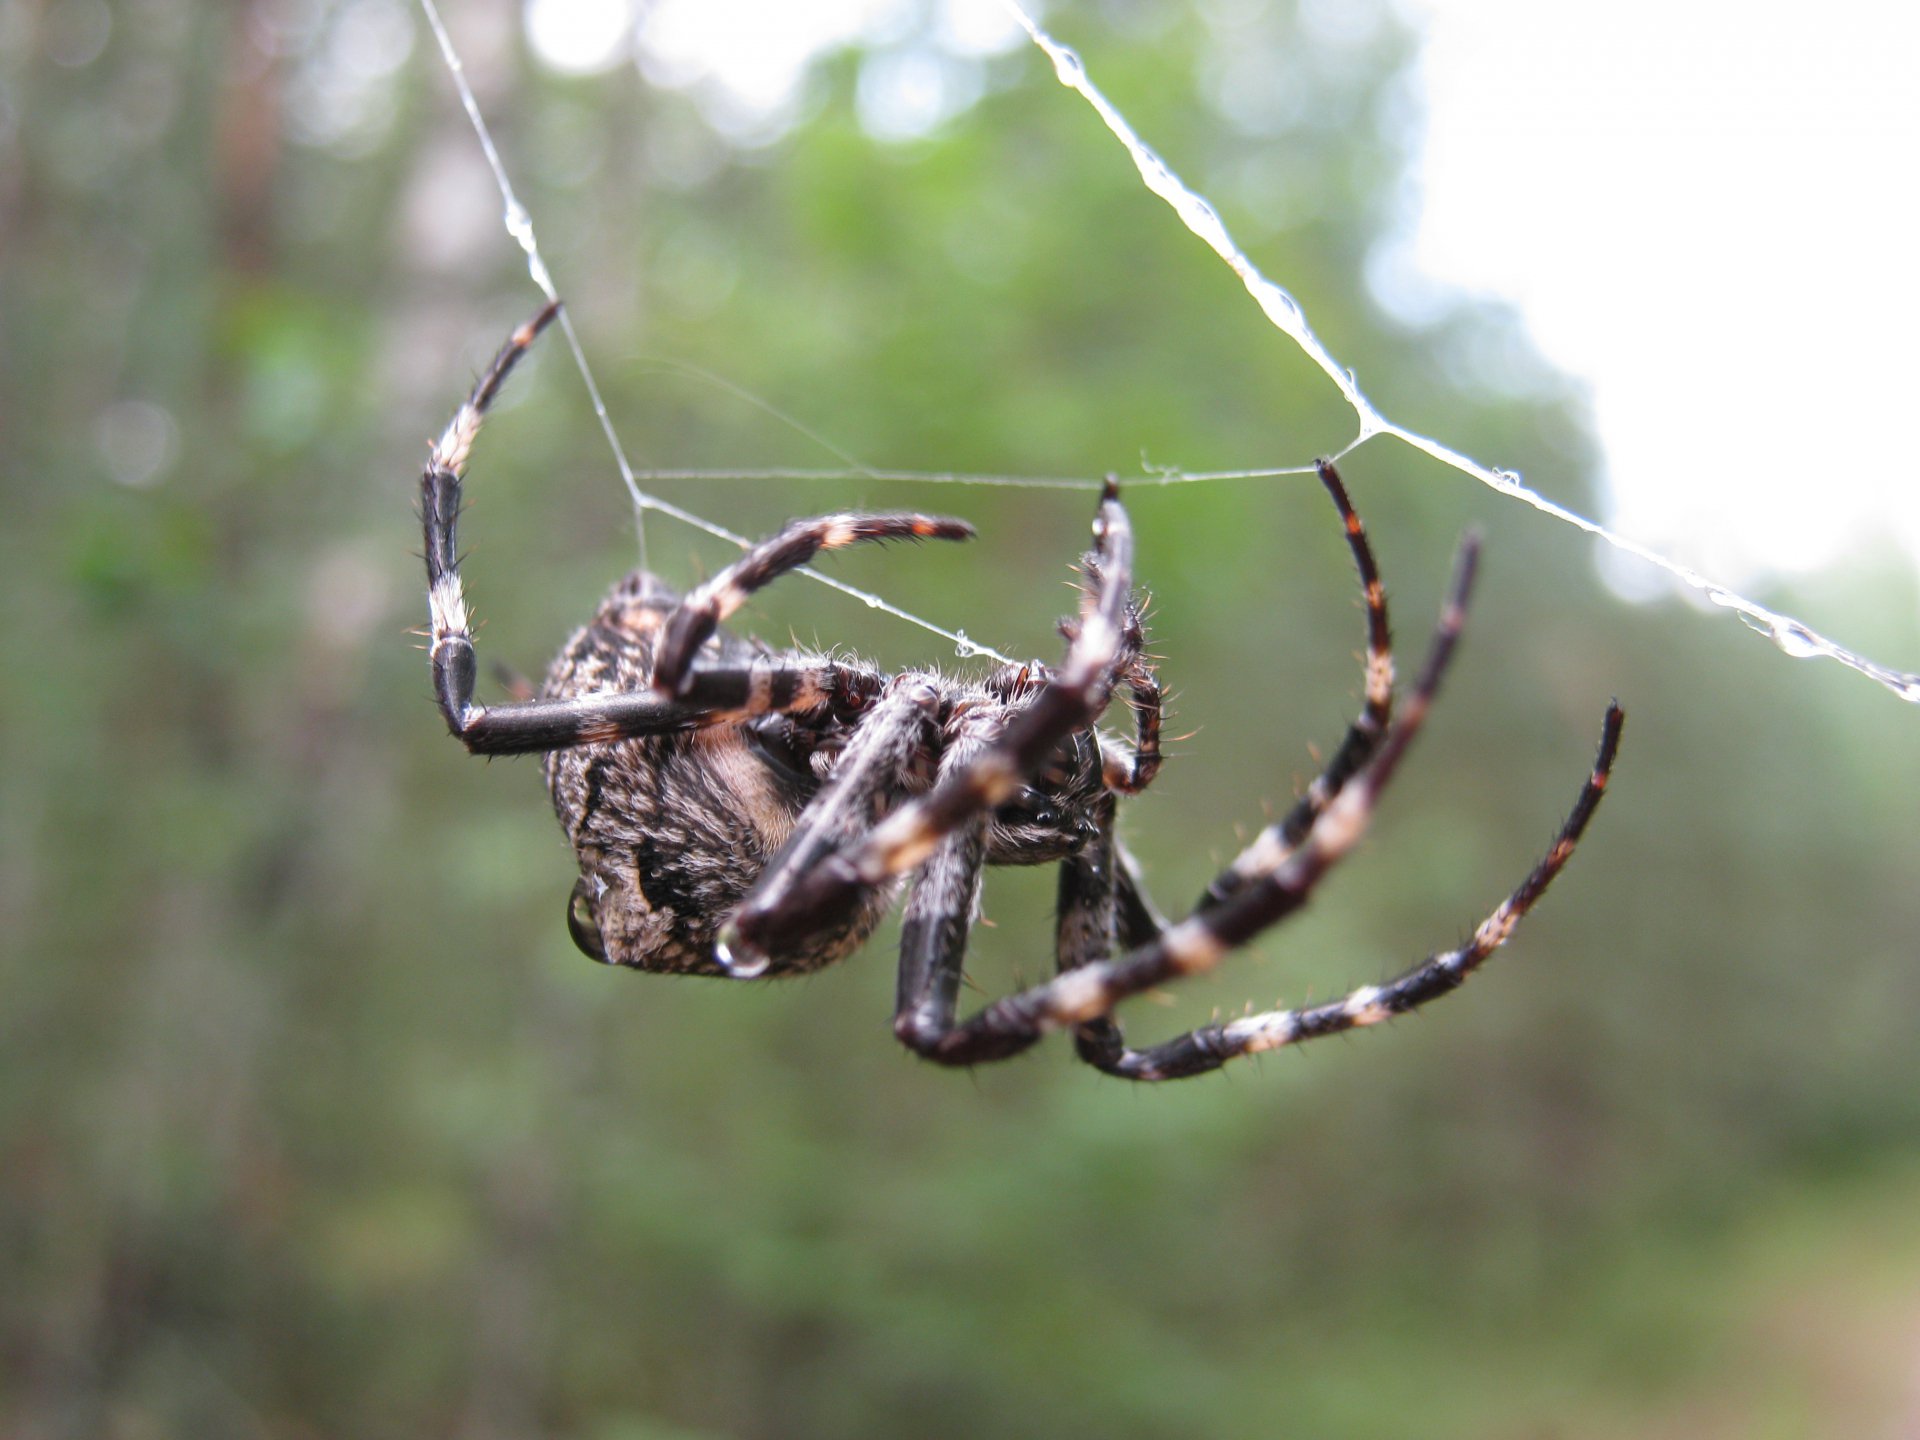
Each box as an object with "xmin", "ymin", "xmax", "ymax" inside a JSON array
[{"xmin": 5, "ymin": 2, "xmax": 1919, "ymax": 1436}]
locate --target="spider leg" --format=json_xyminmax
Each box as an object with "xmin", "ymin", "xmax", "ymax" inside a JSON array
[
  {"xmin": 892, "ymin": 725, "xmax": 999, "ymax": 1047},
  {"xmin": 419, "ymin": 306, "xmax": 906, "ymax": 757},
  {"xmin": 892, "ymin": 819, "xmax": 988, "ymax": 1050},
  {"xmin": 1065, "ymin": 465, "xmax": 1386, "ymax": 1071},
  {"xmin": 651, "ymin": 513, "xmax": 975, "ymax": 697},
  {"xmin": 1080, "ymin": 704, "xmax": 1623, "ymax": 1079},
  {"xmin": 1098, "ymin": 621, "xmax": 1163, "ymax": 794},
  {"xmin": 894, "ymin": 529, "xmax": 1605, "ymax": 1075},
  {"xmin": 443, "ymin": 658, "xmax": 887, "ymax": 756},
  {"xmin": 1113, "ymin": 838, "xmax": 1171, "ymax": 946},
  {"xmin": 895, "ymin": 706, "xmax": 1164, "ymax": 1060},
  {"xmin": 713, "ymin": 675, "xmax": 944, "ymax": 977},
  {"xmin": 1199, "ymin": 458, "xmax": 1393, "ymax": 908},
  {"xmin": 1066, "ymin": 554, "xmax": 1159, "ymax": 794},
  {"xmin": 423, "ymin": 302, "xmax": 564, "ymax": 746},
  {"xmin": 1052, "ymin": 794, "xmax": 1135, "ymax": 1066},
  {"xmin": 896, "ymin": 790, "xmax": 1167, "ymax": 1064},
  {"xmin": 721, "ymin": 480, "xmax": 1137, "ymax": 970}
]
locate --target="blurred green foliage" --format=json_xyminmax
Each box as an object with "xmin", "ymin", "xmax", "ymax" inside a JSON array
[{"xmin": 4, "ymin": 2, "xmax": 1919, "ymax": 1437}]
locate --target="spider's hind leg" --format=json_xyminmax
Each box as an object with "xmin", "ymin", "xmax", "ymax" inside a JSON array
[{"xmin": 423, "ymin": 300, "xmax": 563, "ymax": 744}]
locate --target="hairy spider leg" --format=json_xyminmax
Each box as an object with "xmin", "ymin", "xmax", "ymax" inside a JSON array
[
  {"xmin": 891, "ymin": 717, "xmax": 1002, "ymax": 1038},
  {"xmin": 1092, "ymin": 589, "xmax": 1163, "ymax": 794},
  {"xmin": 713, "ymin": 677, "xmax": 944, "ymax": 978},
  {"xmin": 902, "ymin": 616, "xmax": 1161, "ymax": 1055},
  {"xmin": 892, "ymin": 533, "xmax": 1620, "ymax": 1075},
  {"xmin": 424, "ymin": 300, "xmax": 563, "ymax": 742},
  {"xmin": 1025, "ymin": 530, "xmax": 1158, "ymax": 796},
  {"xmin": 651, "ymin": 513, "xmax": 975, "ymax": 697},
  {"xmin": 1067, "ymin": 459, "xmax": 1389, "ymax": 1061},
  {"xmin": 719, "ymin": 481, "xmax": 1137, "ymax": 970},
  {"xmin": 894, "ymin": 533, "xmax": 1475, "ymax": 1066},
  {"xmin": 1053, "ymin": 794, "xmax": 1139, "ymax": 1065},
  {"xmin": 1116, "ymin": 703, "xmax": 1622, "ymax": 1080},
  {"xmin": 446, "ymin": 661, "xmax": 890, "ymax": 756},
  {"xmin": 1199, "ymin": 457, "xmax": 1395, "ymax": 909},
  {"xmin": 423, "ymin": 304, "xmax": 890, "ymax": 756},
  {"xmin": 893, "ymin": 821, "xmax": 985, "ymax": 1049},
  {"xmin": 1097, "ymin": 690, "xmax": 1161, "ymax": 794}
]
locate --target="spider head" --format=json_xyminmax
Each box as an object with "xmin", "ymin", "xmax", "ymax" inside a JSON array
[{"xmin": 985, "ymin": 731, "xmax": 1106, "ymax": 864}]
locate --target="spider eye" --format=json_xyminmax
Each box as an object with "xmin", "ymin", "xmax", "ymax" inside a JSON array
[{"xmin": 567, "ymin": 876, "xmax": 609, "ymax": 963}]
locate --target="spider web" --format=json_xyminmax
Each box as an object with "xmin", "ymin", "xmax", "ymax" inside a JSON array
[{"xmin": 416, "ymin": 0, "xmax": 1920, "ymax": 708}]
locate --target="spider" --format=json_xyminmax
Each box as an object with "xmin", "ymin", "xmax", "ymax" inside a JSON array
[{"xmin": 421, "ymin": 301, "xmax": 1624, "ymax": 1082}]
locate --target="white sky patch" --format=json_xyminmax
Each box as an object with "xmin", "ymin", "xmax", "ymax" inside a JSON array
[
  {"xmin": 632, "ymin": 0, "xmax": 905, "ymax": 134},
  {"xmin": 1391, "ymin": 0, "xmax": 1920, "ymax": 589},
  {"xmin": 524, "ymin": 0, "xmax": 633, "ymax": 76}
]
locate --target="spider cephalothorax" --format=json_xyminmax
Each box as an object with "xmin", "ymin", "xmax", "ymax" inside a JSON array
[{"xmin": 421, "ymin": 301, "xmax": 1623, "ymax": 1081}]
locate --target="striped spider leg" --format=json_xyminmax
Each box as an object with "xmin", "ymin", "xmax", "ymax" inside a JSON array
[
  {"xmin": 1067, "ymin": 458, "xmax": 1395, "ymax": 1070},
  {"xmin": 898, "ymin": 526, "xmax": 1622, "ymax": 1078}
]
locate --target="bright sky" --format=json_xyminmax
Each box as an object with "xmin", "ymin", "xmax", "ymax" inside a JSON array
[
  {"xmin": 522, "ymin": 0, "xmax": 1920, "ymax": 591},
  {"xmin": 1395, "ymin": 0, "xmax": 1920, "ymax": 593}
]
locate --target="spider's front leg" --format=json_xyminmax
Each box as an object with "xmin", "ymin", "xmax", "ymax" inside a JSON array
[
  {"xmin": 1066, "ymin": 456, "xmax": 1395, "ymax": 1069},
  {"xmin": 912, "ymin": 537, "xmax": 1622, "ymax": 1078},
  {"xmin": 1076, "ymin": 700, "xmax": 1622, "ymax": 1079},
  {"xmin": 1199, "ymin": 459, "xmax": 1394, "ymax": 906}
]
